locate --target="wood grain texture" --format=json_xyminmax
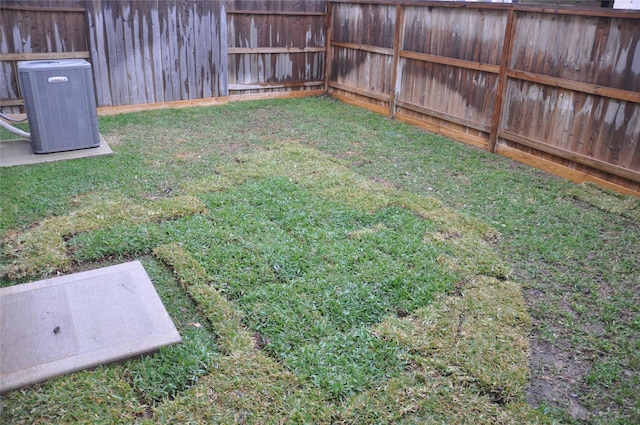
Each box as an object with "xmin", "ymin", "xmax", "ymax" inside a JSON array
[
  {"xmin": 1, "ymin": 1, "xmax": 638, "ymax": 195},
  {"xmin": 398, "ymin": 59, "xmax": 499, "ymax": 128},
  {"xmin": 326, "ymin": 2, "xmax": 396, "ymax": 103},
  {"xmin": 402, "ymin": 6, "xmax": 506, "ymax": 65},
  {"xmin": 510, "ymin": 12, "xmax": 640, "ymax": 92},
  {"xmin": 226, "ymin": 8, "xmax": 326, "ymax": 93},
  {"xmin": 83, "ymin": 0, "xmax": 224, "ymax": 106},
  {"xmin": 326, "ymin": 1, "xmax": 639, "ymax": 195},
  {"xmin": 500, "ymin": 79, "xmax": 640, "ymax": 173},
  {"xmin": 0, "ymin": 5, "xmax": 88, "ymax": 113},
  {"xmin": 330, "ymin": 2, "xmax": 396, "ymax": 48}
]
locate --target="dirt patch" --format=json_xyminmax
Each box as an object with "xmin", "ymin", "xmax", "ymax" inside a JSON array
[
  {"xmin": 103, "ymin": 134, "xmax": 125, "ymax": 146},
  {"xmin": 252, "ymin": 332, "xmax": 270, "ymax": 351},
  {"xmin": 370, "ymin": 177, "xmax": 400, "ymax": 190},
  {"xmin": 527, "ymin": 338, "xmax": 591, "ymax": 420},
  {"xmin": 523, "ymin": 285, "xmax": 593, "ymax": 421}
]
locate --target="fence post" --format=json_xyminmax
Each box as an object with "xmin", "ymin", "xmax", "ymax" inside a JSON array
[
  {"xmin": 389, "ymin": 3, "xmax": 404, "ymax": 118},
  {"xmin": 489, "ymin": 7, "xmax": 516, "ymax": 153},
  {"xmin": 324, "ymin": 1, "xmax": 333, "ymax": 94}
]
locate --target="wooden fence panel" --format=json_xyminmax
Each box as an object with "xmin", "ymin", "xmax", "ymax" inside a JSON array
[
  {"xmin": 227, "ymin": 12, "xmax": 326, "ymax": 95},
  {"xmin": 326, "ymin": 1, "xmax": 639, "ymax": 195},
  {"xmin": 86, "ymin": 0, "xmax": 227, "ymax": 107},
  {"xmin": 402, "ymin": 6, "xmax": 505, "ymax": 65},
  {"xmin": 498, "ymin": 10, "xmax": 640, "ymax": 192},
  {"xmin": 330, "ymin": 2, "xmax": 395, "ymax": 49},
  {"xmin": 395, "ymin": 5, "xmax": 507, "ymax": 149},
  {"xmin": 226, "ymin": 0, "xmax": 326, "ymax": 96},
  {"xmin": 0, "ymin": 3, "xmax": 88, "ymax": 113},
  {"xmin": 328, "ymin": 2, "xmax": 396, "ymax": 113},
  {"xmin": 509, "ymin": 12, "xmax": 640, "ymax": 91}
]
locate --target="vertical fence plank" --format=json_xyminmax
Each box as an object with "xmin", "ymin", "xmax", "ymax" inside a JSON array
[
  {"xmin": 389, "ymin": 3, "xmax": 403, "ymax": 118},
  {"xmin": 87, "ymin": 0, "xmax": 112, "ymax": 106},
  {"xmin": 1, "ymin": 1, "xmax": 638, "ymax": 196},
  {"xmin": 323, "ymin": 2, "xmax": 333, "ymax": 92},
  {"xmin": 488, "ymin": 8, "xmax": 516, "ymax": 152}
]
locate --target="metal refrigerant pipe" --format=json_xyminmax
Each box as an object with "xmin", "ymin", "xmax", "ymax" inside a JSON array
[{"xmin": 0, "ymin": 117, "xmax": 31, "ymax": 139}]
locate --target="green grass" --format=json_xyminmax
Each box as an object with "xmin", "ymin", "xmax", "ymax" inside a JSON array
[
  {"xmin": 0, "ymin": 257, "xmax": 220, "ymax": 422},
  {"xmin": 1, "ymin": 96, "xmax": 638, "ymax": 424}
]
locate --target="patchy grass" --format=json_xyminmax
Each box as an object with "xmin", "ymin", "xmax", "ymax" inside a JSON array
[
  {"xmin": 1, "ymin": 194, "xmax": 205, "ymax": 280},
  {"xmin": 1, "ymin": 97, "xmax": 638, "ymax": 424},
  {"xmin": 0, "ymin": 257, "xmax": 220, "ymax": 423},
  {"xmin": 153, "ymin": 243, "xmax": 254, "ymax": 355}
]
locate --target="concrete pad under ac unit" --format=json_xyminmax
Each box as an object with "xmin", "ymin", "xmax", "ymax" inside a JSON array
[
  {"xmin": 0, "ymin": 261, "xmax": 182, "ymax": 393},
  {"xmin": 0, "ymin": 135, "xmax": 113, "ymax": 167}
]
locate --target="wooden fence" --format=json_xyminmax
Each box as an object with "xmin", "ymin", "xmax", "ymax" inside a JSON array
[
  {"xmin": 1, "ymin": 1, "xmax": 639, "ymax": 196},
  {"xmin": 0, "ymin": 0, "xmax": 326, "ymax": 111},
  {"xmin": 227, "ymin": 0, "xmax": 326, "ymax": 97},
  {"xmin": 327, "ymin": 1, "xmax": 640, "ymax": 195},
  {"xmin": 0, "ymin": 2, "xmax": 89, "ymax": 110}
]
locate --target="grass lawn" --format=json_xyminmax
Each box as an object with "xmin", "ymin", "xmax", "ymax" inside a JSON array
[{"xmin": 1, "ymin": 97, "xmax": 638, "ymax": 424}]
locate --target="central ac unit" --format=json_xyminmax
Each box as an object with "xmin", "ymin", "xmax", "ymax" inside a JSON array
[{"xmin": 18, "ymin": 59, "xmax": 100, "ymax": 154}]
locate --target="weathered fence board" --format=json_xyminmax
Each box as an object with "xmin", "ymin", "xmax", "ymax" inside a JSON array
[
  {"xmin": 394, "ymin": 5, "xmax": 507, "ymax": 150},
  {"xmin": 227, "ymin": 12, "xmax": 325, "ymax": 94},
  {"xmin": 1, "ymin": 0, "xmax": 639, "ymax": 196},
  {"xmin": 498, "ymin": 10, "xmax": 640, "ymax": 192},
  {"xmin": 510, "ymin": 12, "xmax": 640, "ymax": 92},
  {"xmin": 87, "ymin": 0, "xmax": 227, "ymax": 106},
  {"xmin": 0, "ymin": 0, "xmax": 228, "ymax": 108},
  {"xmin": 0, "ymin": 4, "xmax": 88, "ymax": 111},
  {"xmin": 326, "ymin": 1, "xmax": 640, "ymax": 195},
  {"xmin": 327, "ymin": 2, "xmax": 396, "ymax": 111},
  {"xmin": 402, "ymin": 6, "xmax": 506, "ymax": 65},
  {"xmin": 225, "ymin": 0, "xmax": 325, "ymax": 95}
]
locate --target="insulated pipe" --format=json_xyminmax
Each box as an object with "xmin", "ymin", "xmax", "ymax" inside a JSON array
[{"xmin": 0, "ymin": 118, "xmax": 31, "ymax": 139}]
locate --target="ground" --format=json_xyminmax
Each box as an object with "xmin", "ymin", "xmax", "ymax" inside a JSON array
[{"xmin": 1, "ymin": 97, "xmax": 639, "ymax": 424}]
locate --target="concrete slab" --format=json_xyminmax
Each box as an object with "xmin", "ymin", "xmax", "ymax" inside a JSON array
[
  {"xmin": 0, "ymin": 261, "xmax": 182, "ymax": 393},
  {"xmin": 0, "ymin": 135, "xmax": 112, "ymax": 167}
]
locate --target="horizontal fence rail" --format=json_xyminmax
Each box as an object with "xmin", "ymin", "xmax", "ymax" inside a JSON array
[{"xmin": 1, "ymin": 0, "xmax": 639, "ymax": 196}]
